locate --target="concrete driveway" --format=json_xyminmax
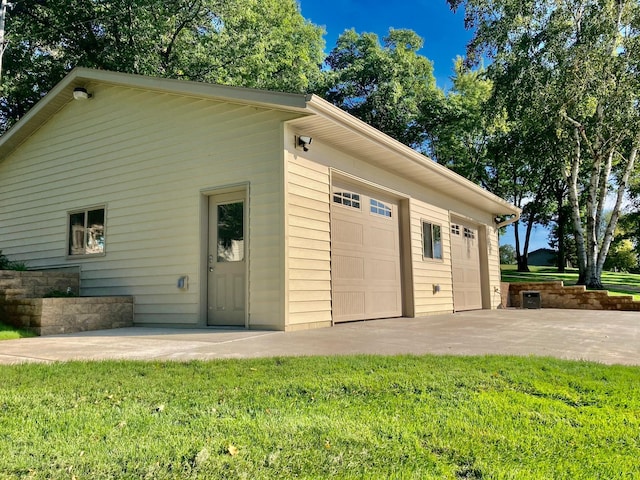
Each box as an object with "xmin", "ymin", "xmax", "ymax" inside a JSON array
[{"xmin": 1, "ymin": 309, "xmax": 639, "ymax": 366}]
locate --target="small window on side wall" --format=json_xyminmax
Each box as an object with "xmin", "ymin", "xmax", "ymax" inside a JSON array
[
  {"xmin": 68, "ymin": 207, "xmax": 105, "ymax": 256},
  {"xmin": 422, "ymin": 222, "xmax": 442, "ymax": 260}
]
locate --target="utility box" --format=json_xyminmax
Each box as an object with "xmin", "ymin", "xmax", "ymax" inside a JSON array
[{"xmin": 522, "ymin": 291, "xmax": 541, "ymax": 309}]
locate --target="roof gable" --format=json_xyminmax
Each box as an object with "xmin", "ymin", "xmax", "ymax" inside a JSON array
[{"xmin": 0, "ymin": 68, "xmax": 520, "ymax": 217}]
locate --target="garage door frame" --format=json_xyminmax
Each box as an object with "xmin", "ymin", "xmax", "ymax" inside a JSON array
[
  {"xmin": 449, "ymin": 216, "xmax": 484, "ymax": 312},
  {"xmin": 329, "ymin": 174, "xmax": 410, "ymax": 323}
]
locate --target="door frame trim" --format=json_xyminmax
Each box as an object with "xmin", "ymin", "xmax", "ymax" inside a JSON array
[{"xmin": 199, "ymin": 183, "xmax": 250, "ymax": 327}]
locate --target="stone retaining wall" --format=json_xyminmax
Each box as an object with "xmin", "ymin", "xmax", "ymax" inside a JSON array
[
  {"xmin": 0, "ymin": 270, "xmax": 134, "ymax": 335},
  {"xmin": 0, "ymin": 270, "xmax": 80, "ymax": 299},
  {"xmin": 2, "ymin": 297, "xmax": 134, "ymax": 335},
  {"xmin": 504, "ymin": 281, "xmax": 640, "ymax": 311}
]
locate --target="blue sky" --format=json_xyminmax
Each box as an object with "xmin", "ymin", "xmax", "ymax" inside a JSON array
[
  {"xmin": 298, "ymin": 0, "xmax": 549, "ymax": 251},
  {"xmin": 299, "ymin": 0, "xmax": 472, "ymax": 89}
]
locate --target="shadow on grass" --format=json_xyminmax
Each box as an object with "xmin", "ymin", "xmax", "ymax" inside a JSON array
[{"xmin": 0, "ymin": 322, "xmax": 36, "ymax": 340}]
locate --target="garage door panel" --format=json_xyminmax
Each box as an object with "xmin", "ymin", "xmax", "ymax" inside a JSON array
[
  {"xmin": 451, "ymin": 220, "xmax": 482, "ymax": 311},
  {"xmin": 368, "ymin": 226, "xmax": 396, "ymax": 250},
  {"xmin": 367, "ymin": 257, "xmax": 399, "ymax": 281},
  {"xmin": 333, "ymin": 291, "xmax": 366, "ymax": 318},
  {"xmin": 332, "ymin": 218, "xmax": 364, "ymax": 246},
  {"xmin": 332, "ymin": 254, "xmax": 365, "ymax": 280},
  {"xmin": 331, "ymin": 184, "xmax": 402, "ymax": 323},
  {"xmin": 370, "ymin": 290, "xmax": 402, "ymax": 316}
]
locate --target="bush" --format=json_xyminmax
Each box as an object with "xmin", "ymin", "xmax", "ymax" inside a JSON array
[
  {"xmin": 43, "ymin": 289, "xmax": 77, "ymax": 298},
  {"xmin": 0, "ymin": 250, "xmax": 9, "ymax": 270},
  {"xmin": 0, "ymin": 250, "xmax": 28, "ymax": 271}
]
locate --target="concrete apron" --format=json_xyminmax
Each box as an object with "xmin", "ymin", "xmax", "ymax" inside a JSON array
[{"xmin": 0, "ymin": 309, "xmax": 639, "ymax": 366}]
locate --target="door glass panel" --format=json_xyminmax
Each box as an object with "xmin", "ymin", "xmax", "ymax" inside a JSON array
[{"xmin": 217, "ymin": 202, "xmax": 244, "ymax": 262}]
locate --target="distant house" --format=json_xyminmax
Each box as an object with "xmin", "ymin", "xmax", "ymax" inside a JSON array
[
  {"xmin": 527, "ymin": 248, "xmax": 557, "ymax": 267},
  {"xmin": 0, "ymin": 68, "xmax": 520, "ymax": 331}
]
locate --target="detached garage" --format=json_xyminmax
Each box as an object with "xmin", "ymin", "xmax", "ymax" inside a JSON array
[{"xmin": 0, "ymin": 68, "xmax": 520, "ymax": 331}]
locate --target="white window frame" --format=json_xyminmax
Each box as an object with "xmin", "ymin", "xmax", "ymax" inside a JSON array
[
  {"xmin": 332, "ymin": 190, "xmax": 361, "ymax": 210},
  {"xmin": 369, "ymin": 198, "xmax": 393, "ymax": 218},
  {"xmin": 422, "ymin": 221, "xmax": 443, "ymax": 260},
  {"xmin": 67, "ymin": 206, "xmax": 106, "ymax": 258}
]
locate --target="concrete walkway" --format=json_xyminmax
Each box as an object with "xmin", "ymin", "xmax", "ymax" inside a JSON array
[{"xmin": 1, "ymin": 309, "xmax": 639, "ymax": 366}]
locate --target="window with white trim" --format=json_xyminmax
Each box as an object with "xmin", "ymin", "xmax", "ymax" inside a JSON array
[
  {"xmin": 370, "ymin": 198, "xmax": 392, "ymax": 218},
  {"xmin": 333, "ymin": 191, "xmax": 361, "ymax": 209},
  {"xmin": 68, "ymin": 207, "xmax": 105, "ymax": 256},
  {"xmin": 423, "ymin": 222, "xmax": 443, "ymax": 260},
  {"xmin": 451, "ymin": 224, "xmax": 461, "ymax": 236}
]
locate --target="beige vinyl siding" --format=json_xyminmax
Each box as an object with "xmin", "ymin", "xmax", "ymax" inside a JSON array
[
  {"xmin": 410, "ymin": 199, "xmax": 455, "ymax": 315},
  {"xmin": 284, "ymin": 155, "xmax": 332, "ymax": 327},
  {"xmin": 284, "ymin": 133, "xmax": 503, "ymax": 317},
  {"xmin": 485, "ymin": 223, "xmax": 502, "ymax": 308},
  {"xmin": 0, "ymin": 83, "xmax": 298, "ymax": 327}
]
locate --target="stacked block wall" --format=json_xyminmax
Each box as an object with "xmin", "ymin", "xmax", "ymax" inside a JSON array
[{"xmin": 0, "ymin": 270, "xmax": 133, "ymax": 335}]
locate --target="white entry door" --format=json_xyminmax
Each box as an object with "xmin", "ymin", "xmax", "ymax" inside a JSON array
[{"xmin": 208, "ymin": 193, "xmax": 246, "ymax": 326}]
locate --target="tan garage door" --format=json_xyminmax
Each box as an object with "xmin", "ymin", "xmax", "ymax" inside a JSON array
[
  {"xmin": 450, "ymin": 220, "xmax": 482, "ymax": 311},
  {"xmin": 331, "ymin": 183, "xmax": 402, "ymax": 323}
]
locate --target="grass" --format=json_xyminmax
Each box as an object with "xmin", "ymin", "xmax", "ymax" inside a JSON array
[
  {"xmin": 0, "ymin": 322, "xmax": 36, "ymax": 341},
  {"xmin": 501, "ymin": 265, "xmax": 640, "ymax": 301},
  {"xmin": 1, "ymin": 356, "xmax": 639, "ymax": 479}
]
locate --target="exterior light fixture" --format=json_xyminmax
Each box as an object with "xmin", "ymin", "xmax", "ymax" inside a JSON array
[
  {"xmin": 73, "ymin": 87, "xmax": 92, "ymax": 100},
  {"xmin": 296, "ymin": 135, "xmax": 313, "ymax": 152}
]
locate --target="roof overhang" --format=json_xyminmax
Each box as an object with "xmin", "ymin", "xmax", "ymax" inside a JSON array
[
  {"xmin": 290, "ymin": 94, "xmax": 520, "ymax": 217},
  {"xmin": 0, "ymin": 68, "xmax": 520, "ymax": 218},
  {"xmin": 0, "ymin": 68, "xmax": 311, "ymax": 162}
]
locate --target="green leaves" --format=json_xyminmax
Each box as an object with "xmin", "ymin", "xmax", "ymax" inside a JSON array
[
  {"xmin": 449, "ymin": 0, "xmax": 640, "ymax": 282},
  {"xmin": 0, "ymin": 0, "xmax": 325, "ymax": 132},
  {"xmin": 320, "ymin": 28, "xmax": 438, "ymax": 149}
]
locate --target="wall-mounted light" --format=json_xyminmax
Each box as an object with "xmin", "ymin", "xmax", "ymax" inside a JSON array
[
  {"xmin": 73, "ymin": 87, "xmax": 92, "ymax": 100},
  {"xmin": 296, "ymin": 135, "xmax": 313, "ymax": 152},
  {"xmin": 433, "ymin": 284, "xmax": 441, "ymax": 294}
]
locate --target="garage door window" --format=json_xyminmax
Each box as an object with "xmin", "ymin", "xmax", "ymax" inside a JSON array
[
  {"xmin": 422, "ymin": 222, "xmax": 442, "ymax": 260},
  {"xmin": 370, "ymin": 198, "xmax": 392, "ymax": 218},
  {"xmin": 464, "ymin": 227, "xmax": 475, "ymax": 239},
  {"xmin": 333, "ymin": 191, "xmax": 361, "ymax": 209}
]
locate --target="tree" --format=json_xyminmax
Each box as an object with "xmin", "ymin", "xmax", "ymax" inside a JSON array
[
  {"xmin": 448, "ymin": 0, "xmax": 640, "ymax": 288},
  {"xmin": 424, "ymin": 59, "xmax": 561, "ymax": 271},
  {"xmin": 423, "ymin": 57, "xmax": 496, "ymax": 184},
  {"xmin": 321, "ymin": 28, "xmax": 440, "ymax": 149},
  {"xmin": 499, "ymin": 244, "xmax": 516, "ymax": 265},
  {"xmin": 0, "ymin": 0, "xmax": 325, "ymax": 132}
]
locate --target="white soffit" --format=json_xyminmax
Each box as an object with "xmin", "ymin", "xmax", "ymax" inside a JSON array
[{"xmin": 292, "ymin": 96, "xmax": 519, "ymax": 216}]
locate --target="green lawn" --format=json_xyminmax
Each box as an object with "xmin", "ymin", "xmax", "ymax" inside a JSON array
[
  {"xmin": 1, "ymin": 357, "xmax": 638, "ymax": 479},
  {"xmin": 501, "ymin": 265, "xmax": 640, "ymax": 301},
  {"xmin": 0, "ymin": 322, "xmax": 36, "ymax": 341}
]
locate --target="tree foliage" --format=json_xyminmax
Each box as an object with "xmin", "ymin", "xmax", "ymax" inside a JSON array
[
  {"xmin": 423, "ymin": 58, "xmax": 496, "ymax": 184},
  {"xmin": 0, "ymin": 0, "xmax": 325, "ymax": 132},
  {"xmin": 448, "ymin": 0, "xmax": 640, "ymax": 287},
  {"xmin": 321, "ymin": 28, "xmax": 439, "ymax": 149}
]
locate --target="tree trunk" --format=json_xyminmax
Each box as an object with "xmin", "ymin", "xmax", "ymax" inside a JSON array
[
  {"xmin": 556, "ymin": 188, "xmax": 566, "ymax": 272},
  {"xmin": 567, "ymin": 127, "xmax": 587, "ymax": 282},
  {"xmin": 513, "ymin": 220, "xmax": 530, "ymax": 272},
  {"xmin": 596, "ymin": 143, "xmax": 638, "ymax": 277}
]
